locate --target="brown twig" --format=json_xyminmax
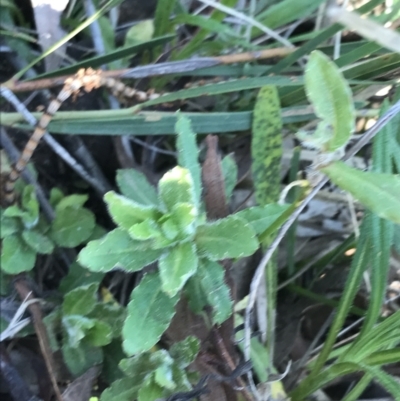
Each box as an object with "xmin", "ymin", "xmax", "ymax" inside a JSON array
[
  {"xmin": 3, "ymin": 48, "xmax": 295, "ymax": 93},
  {"xmin": 13, "ymin": 275, "xmax": 63, "ymax": 401}
]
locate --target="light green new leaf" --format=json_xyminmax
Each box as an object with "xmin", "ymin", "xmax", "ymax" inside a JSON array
[
  {"xmin": 62, "ymin": 283, "xmax": 98, "ymax": 316},
  {"xmin": 78, "ymin": 228, "xmax": 162, "ymax": 272},
  {"xmin": 195, "ymin": 216, "xmax": 258, "ymax": 260},
  {"xmin": 51, "ymin": 207, "xmax": 95, "ymax": 247},
  {"xmin": 169, "ymin": 203, "xmax": 198, "ymax": 237},
  {"xmin": 21, "ymin": 185, "xmax": 39, "ymax": 228},
  {"xmin": 158, "ymin": 242, "xmax": 198, "ymax": 297},
  {"xmin": 304, "ymin": 50, "xmax": 355, "ymax": 152},
  {"xmin": 138, "ymin": 380, "xmax": 164, "ymax": 401},
  {"xmin": 175, "ymin": 115, "xmax": 202, "ymax": 208},
  {"xmin": 116, "ymin": 169, "xmax": 158, "ymax": 207},
  {"xmin": 198, "ymin": 260, "xmax": 232, "ymax": 324},
  {"xmin": 22, "ymin": 230, "xmax": 54, "ymax": 254},
  {"xmin": 122, "ymin": 273, "xmax": 179, "ymax": 355},
  {"xmin": 321, "ymin": 162, "xmax": 400, "ymax": 224},
  {"xmin": 104, "ymin": 191, "xmax": 158, "ymax": 231},
  {"xmin": 85, "ymin": 318, "xmax": 113, "ymax": 347},
  {"xmin": 235, "ymin": 204, "xmax": 290, "ymax": 234},
  {"xmin": 1, "ymin": 234, "xmax": 36, "ymax": 274},
  {"xmin": 158, "ymin": 167, "xmax": 196, "ymax": 212},
  {"xmin": 251, "ymin": 85, "xmax": 283, "ymax": 206}
]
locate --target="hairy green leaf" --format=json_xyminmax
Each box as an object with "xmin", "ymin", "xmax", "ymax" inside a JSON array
[
  {"xmin": 321, "ymin": 161, "xmax": 400, "ymax": 224},
  {"xmin": 169, "ymin": 336, "xmax": 200, "ymax": 368},
  {"xmin": 198, "ymin": 260, "xmax": 232, "ymax": 324},
  {"xmin": 158, "ymin": 167, "xmax": 196, "ymax": 212},
  {"xmin": 195, "ymin": 216, "xmax": 258, "ymax": 260},
  {"xmin": 159, "ymin": 242, "xmax": 198, "ymax": 297},
  {"xmin": 251, "ymin": 86, "xmax": 283, "ymax": 206},
  {"xmin": 78, "ymin": 228, "xmax": 162, "ymax": 272},
  {"xmin": 116, "ymin": 169, "xmax": 158, "ymax": 206},
  {"xmin": 104, "ymin": 191, "xmax": 158, "ymax": 230},
  {"xmin": 123, "ymin": 273, "xmax": 179, "ymax": 355},
  {"xmin": 304, "ymin": 50, "xmax": 354, "ymax": 152},
  {"xmin": 55, "ymin": 194, "xmax": 88, "ymax": 210},
  {"xmin": 175, "ymin": 115, "xmax": 202, "ymax": 208}
]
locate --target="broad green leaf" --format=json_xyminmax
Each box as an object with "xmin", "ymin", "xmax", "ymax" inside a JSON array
[
  {"xmin": 85, "ymin": 318, "xmax": 113, "ymax": 347},
  {"xmin": 116, "ymin": 169, "xmax": 158, "ymax": 207},
  {"xmin": 22, "ymin": 230, "xmax": 54, "ymax": 254},
  {"xmin": 100, "ymin": 377, "xmax": 141, "ymax": 401},
  {"xmin": 169, "ymin": 336, "xmax": 200, "ymax": 368},
  {"xmin": 235, "ymin": 204, "xmax": 290, "ymax": 234},
  {"xmin": 62, "ymin": 315, "xmax": 95, "ymax": 347},
  {"xmin": 138, "ymin": 380, "xmax": 164, "ymax": 401},
  {"xmin": 43, "ymin": 309, "xmax": 62, "ymax": 351},
  {"xmin": 321, "ymin": 161, "xmax": 400, "ymax": 224},
  {"xmin": 125, "ymin": 19, "xmax": 154, "ymax": 46},
  {"xmin": 55, "ymin": 194, "xmax": 88, "ymax": 210},
  {"xmin": 104, "ymin": 191, "xmax": 158, "ymax": 231},
  {"xmin": 89, "ymin": 303, "xmax": 126, "ymax": 339},
  {"xmin": 62, "ymin": 341, "xmax": 103, "ymax": 377},
  {"xmin": 304, "ymin": 50, "xmax": 354, "ymax": 152},
  {"xmin": 62, "ymin": 283, "xmax": 98, "ymax": 316},
  {"xmin": 158, "ymin": 167, "xmax": 196, "ymax": 212},
  {"xmin": 184, "ymin": 276, "xmax": 208, "ymax": 314},
  {"xmin": 122, "ymin": 273, "xmax": 179, "ymax": 355},
  {"xmin": 49, "ymin": 188, "xmax": 64, "ymax": 207},
  {"xmin": 0, "ymin": 211, "xmax": 19, "ymax": 238},
  {"xmin": 59, "ymin": 262, "xmax": 104, "ymax": 294},
  {"xmin": 102, "ymin": 341, "xmax": 125, "ymax": 383},
  {"xmin": 195, "ymin": 216, "xmax": 258, "ymax": 260},
  {"xmin": 78, "ymin": 229, "xmax": 162, "ymax": 273},
  {"xmin": 221, "ymin": 154, "xmax": 238, "ymax": 200},
  {"xmin": 158, "ymin": 242, "xmax": 198, "ymax": 297},
  {"xmin": 251, "ymin": 86, "xmax": 283, "ymax": 206},
  {"xmin": 51, "ymin": 207, "xmax": 95, "ymax": 247},
  {"xmin": 1, "ymin": 234, "xmax": 36, "ymax": 274},
  {"xmin": 197, "ymin": 260, "xmax": 232, "ymax": 324},
  {"xmin": 175, "ymin": 115, "xmax": 202, "ymax": 208}
]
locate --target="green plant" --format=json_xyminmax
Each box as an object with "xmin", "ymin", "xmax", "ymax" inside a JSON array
[{"xmin": 1, "ymin": 187, "xmax": 95, "ymax": 274}]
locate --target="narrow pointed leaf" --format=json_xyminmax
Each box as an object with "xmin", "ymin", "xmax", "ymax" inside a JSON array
[
  {"xmin": 122, "ymin": 273, "xmax": 179, "ymax": 355},
  {"xmin": 195, "ymin": 216, "xmax": 258, "ymax": 260},
  {"xmin": 159, "ymin": 242, "xmax": 198, "ymax": 297},
  {"xmin": 175, "ymin": 115, "xmax": 202, "ymax": 208},
  {"xmin": 321, "ymin": 161, "xmax": 400, "ymax": 224},
  {"xmin": 304, "ymin": 50, "xmax": 355, "ymax": 151},
  {"xmin": 78, "ymin": 228, "xmax": 162, "ymax": 272}
]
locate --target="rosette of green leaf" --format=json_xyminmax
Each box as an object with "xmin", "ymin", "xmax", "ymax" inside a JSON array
[
  {"xmin": 50, "ymin": 193, "xmax": 95, "ymax": 247},
  {"xmin": 1, "ymin": 187, "xmax": 55, "ymax": 274},
  {"xmin": 195, "ymin": 215, "xmax": 258, "ymax": 260},
  {"xmin": 299, "ymin": 50, "xmax": 355, "ymax": 153},
  {"xmin": 101, "ymin": 339, "xmax": 199, "ymax": 401},
  {"xmin": 78, "ymin": 228, "xmax": 163, "ymax": 272},
  {"xmin": 59, "ymin": 283, "xmax": 115, "ymax": 375}
]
